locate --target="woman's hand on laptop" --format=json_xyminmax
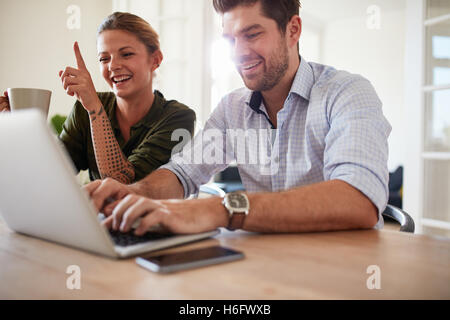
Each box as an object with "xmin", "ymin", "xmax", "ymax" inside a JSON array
[
  {"xmin": 102, "ymin": 195, "xmax": 229, "ymax": 235},
  {"xmin": 84, "ymin": 178, "xmax": 135, "ymax": 215},
  {"xmin": 0, "ymin": 91, "xmax": 10, "ymax": 112}
]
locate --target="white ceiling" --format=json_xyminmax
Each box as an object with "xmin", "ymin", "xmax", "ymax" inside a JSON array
[{"xmin": 300, "ymin": 0, "xmax": 406, "ymax": 24}]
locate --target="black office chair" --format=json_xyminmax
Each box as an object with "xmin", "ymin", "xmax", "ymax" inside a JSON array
[
  {"xmin": 214, "ymin": 166, "xmax": 244, "ymax": 193},
  {"xmin": 382, "ymin": 204, "xmax": 415, "ymax": 233},
  {"xmin": 388, "ymin": 166, "xmax": 403, "ymax": 208}
]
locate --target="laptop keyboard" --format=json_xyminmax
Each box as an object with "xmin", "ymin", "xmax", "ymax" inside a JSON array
[{"xmin": 109, "ymin": 229, "xmax": 175, "ymax": 247}]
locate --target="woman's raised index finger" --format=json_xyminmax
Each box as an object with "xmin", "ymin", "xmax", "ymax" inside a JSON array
[{"xmin": 73, "ymin": 41, "xmax": 87, "ymax": 70}]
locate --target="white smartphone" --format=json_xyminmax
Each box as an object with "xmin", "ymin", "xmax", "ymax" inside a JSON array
[{"xmin": 136, "ymin": 246, "xmax": 244, "ymax": 273}]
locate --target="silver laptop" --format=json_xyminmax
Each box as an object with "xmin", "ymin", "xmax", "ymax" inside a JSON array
[{"xmin": 0, "ymin": 110, "xmax": 219, "ymax": 258}]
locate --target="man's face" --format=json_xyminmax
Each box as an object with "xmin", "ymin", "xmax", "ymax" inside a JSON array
[{"xmin": 222, "ymin": 2, "xmax": 289, "ymax": 92}]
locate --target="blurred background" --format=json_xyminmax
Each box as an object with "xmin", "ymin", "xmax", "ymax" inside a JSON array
[{"xmin": 0, "ymin": 0, "xmax": 449, "ymax": 238}]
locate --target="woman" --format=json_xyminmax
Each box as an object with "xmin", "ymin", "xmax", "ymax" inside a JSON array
[{"xmin": 1, "ymin": 12, "xmax": 195, "ymax": 184}]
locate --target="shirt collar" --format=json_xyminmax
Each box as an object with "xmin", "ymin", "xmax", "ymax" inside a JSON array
[
  {"xmin": 290, "ymin": 55, "xmax": 314, "ymax": 101},
  {"xmin": 246, "ymin": 55, "xmax": 315, "ymax": 112},
  {"xmin": 136, "ymin": 90, "xmax": 165, "ymax": 128}
]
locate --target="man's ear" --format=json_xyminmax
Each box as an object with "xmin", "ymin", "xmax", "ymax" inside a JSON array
[
  {"xmin": 287, "ymin": 15, "xmax": 302, "ymax": 49},
  {"xmin": 151, "ymin": 50, "xmax": 163, "ymax": 71}
]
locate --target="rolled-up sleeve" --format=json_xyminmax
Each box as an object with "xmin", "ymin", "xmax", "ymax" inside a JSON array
[{"xmin": 323, "ymin": 76, "xmax": 392, "ymax": 227}]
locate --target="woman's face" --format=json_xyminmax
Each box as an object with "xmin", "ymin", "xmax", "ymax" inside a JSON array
[{"xmin": 97, "ymin": 29, "xmax": 159, "ymax": 99}]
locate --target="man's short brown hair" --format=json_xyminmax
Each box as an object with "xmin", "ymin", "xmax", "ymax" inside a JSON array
[{"xmin": 212, "ymin": 0, "xmax": 301, "ymax": 34}]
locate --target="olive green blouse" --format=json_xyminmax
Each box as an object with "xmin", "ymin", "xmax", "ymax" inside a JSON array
[{"xmin": 59, "ymin": 90, "xmax": 195, "ymax": 182}]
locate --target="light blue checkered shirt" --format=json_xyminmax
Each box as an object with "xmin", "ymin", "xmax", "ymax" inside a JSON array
[{"xmin": 161, "ymin": 57, "xmax": 391, "ymax": 228}]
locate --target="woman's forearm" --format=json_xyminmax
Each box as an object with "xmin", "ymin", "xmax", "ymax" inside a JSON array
[{"xmin": 89, "ymin": 104, "xmax": 135, "ymax": 184}]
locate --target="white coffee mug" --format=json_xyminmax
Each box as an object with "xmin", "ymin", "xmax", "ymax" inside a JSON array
[{"xmin": 7, "ymin": 88, "xmax": 52, "ymax": 116}]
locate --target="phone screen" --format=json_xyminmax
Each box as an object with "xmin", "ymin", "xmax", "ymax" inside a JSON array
[{"xmin": 136, "ymin": 246, "xmax": 244, "ymax": 273}]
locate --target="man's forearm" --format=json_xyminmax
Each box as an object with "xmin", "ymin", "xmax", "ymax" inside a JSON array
[
  {"xmin": 243, "ymin": 180, "xmax": 378, "ymax": 233},
  {"xmin": 129, "ymin": 168, "xmax": 184, "ymax": 199}
]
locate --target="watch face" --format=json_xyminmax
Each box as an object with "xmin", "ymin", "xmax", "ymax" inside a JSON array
[{"xmin": 228, "ymin": 193, "xmax": 248, "ymax": 209}]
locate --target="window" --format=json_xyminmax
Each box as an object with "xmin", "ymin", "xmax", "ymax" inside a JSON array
[
  {"xmin": 119, "ymin": 0, "xmax": 209, "ymax": 128},
  {"xmin": 420, "ymin": 0, "xmax": 450, "ymax": 236}
]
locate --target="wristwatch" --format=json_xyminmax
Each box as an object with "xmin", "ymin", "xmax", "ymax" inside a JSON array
[{"xmin": 222, "ymin": 191, "xmax": 250, "ymax": 231}]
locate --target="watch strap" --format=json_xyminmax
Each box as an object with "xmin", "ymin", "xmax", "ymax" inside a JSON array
[
  {"xmin": 227, "ymin": 212, "xmax": 246, "ymax": 231},
  {"xmin": 223, "ymin": 192, "xmax": 249, "ymax": 231}
]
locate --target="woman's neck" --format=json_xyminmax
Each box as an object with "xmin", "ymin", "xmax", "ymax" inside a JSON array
[{"xmin": 115, "ymin": 88, "xmax": 154, "ymax": 127}]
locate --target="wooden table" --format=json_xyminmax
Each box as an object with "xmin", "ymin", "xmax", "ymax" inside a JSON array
[{"xmin": 0, "ymin": 217, "xmax": 449, "ymax": 299}]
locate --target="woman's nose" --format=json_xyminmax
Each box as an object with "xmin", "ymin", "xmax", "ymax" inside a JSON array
[{"xmin": 109, "ymin": 56, "xmax": 122, "ymax": 71}]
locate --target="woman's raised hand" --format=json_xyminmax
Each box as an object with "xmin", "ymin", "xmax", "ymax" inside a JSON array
[{"xmin": 59, "ymin": 42, "xmax": 101, "ymax": 113}]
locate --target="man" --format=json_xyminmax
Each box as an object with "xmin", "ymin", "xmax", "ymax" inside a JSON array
[{"xmin": 85, "ymin": 0, "xmax": 391, "ymax": 235}]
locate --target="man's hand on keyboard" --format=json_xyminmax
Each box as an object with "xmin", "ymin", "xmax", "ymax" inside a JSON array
[
  {"xmin": 102, "ymin": 195, "xmax": 229, "ymax": 235},
  {"xmin": 84, "ymin": 178, "xmax": 135, "ymax": 215}
]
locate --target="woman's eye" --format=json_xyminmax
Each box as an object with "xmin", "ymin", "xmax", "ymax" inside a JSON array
[
  {"xmin": 99, "ymin": 57, "xmax": 109, "ymax": 63},
  {"xmin": 123, "ymin": 52, "xmax": 134, "ymax": 57}
]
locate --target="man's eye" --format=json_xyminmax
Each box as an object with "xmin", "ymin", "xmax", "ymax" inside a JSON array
[
  {"xmin": 123, "ymin": 52, "xmax": 134, "ymax": 57},
  {"xmin": 247, "ymin": 32, "xmax": 261, "ymax": 39}
]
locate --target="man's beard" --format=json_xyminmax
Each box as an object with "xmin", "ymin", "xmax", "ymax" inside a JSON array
[{"xmin": 239, "ymin": 39, "xmax": 289, "ymax": 92}]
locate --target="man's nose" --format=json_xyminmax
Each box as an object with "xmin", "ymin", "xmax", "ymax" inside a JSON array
[{"xmin": 232, "ymin": 39, "xmax": 252, "ymax": 64}]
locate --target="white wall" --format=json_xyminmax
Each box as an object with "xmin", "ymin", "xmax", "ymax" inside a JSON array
[
  {"xmin": 321, "ymin": 8, "xmax": 406, "ymax": 171},
  {"xmin": 0, "ymin": 0, "xmax": 112, "ymax": 118},
  {"xmin": 402, "ymin": 0, "xmax": 424, "ymax": 229}
]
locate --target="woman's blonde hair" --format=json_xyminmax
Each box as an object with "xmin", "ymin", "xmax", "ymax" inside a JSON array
[{"xmin": 97, "ymin": 12, "xmax": 160, "ymax": 54}]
